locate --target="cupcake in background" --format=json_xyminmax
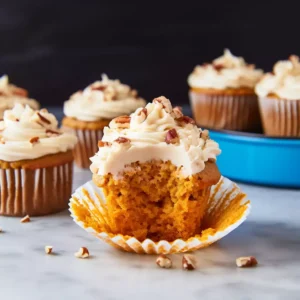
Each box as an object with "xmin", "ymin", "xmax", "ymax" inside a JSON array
[
  {"xmin": 0, "ymin": 75, "xmax": 39, "ymax": 119},
  {"xmin": 0, "ymin": 104, "xmax": 77, "ymax": 216},
  {"xmin": 255, "ymin": 55, "xmax": 300, "ymax": 137},
  {"xmin": 90, "ymin": 96, "xmax": 221, "ymax": 242},
  {"xmin": 188, "ymin": 49, "xmax": 263, "ymax": 131},
  {"xmin": 62, "ymin": 74, "xmax": 146, "ymax": 168}
]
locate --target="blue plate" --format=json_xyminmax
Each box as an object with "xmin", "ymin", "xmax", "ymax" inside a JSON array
[{"xmin": 209, "ymin": 130, "xmax": 300, "ymax": 188}]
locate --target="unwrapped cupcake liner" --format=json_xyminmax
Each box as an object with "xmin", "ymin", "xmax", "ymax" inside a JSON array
[
  {"xmin": 258, "ymin": 96, "xmax": 300, "ymax": 137},
  {"xmin": 69, "ymin": 176, "xmax": 251, "ymax": 254},
  {"xmin": 72, "ymin": 128, "xmax": 104, "ymax": 169},
  {"xmin": 0, "ymin": 162, "xmax": 73, "ymax": 216},
  {"xmin": 189, "ymin": 90, "xmax": 261, "ymax": 131}
]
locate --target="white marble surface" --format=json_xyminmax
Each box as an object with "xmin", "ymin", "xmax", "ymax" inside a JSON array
[{"xmin": 0, "ymin": 166, "xmax": 300, "ymax": 300}]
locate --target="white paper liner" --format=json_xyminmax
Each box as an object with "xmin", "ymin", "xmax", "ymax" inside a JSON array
[{"xmin": 69, "ymin": 176, "xmax": 251, "ymax": 254}]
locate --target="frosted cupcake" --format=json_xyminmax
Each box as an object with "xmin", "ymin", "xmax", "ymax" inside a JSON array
[
  {"xmin": 0, "ymin": 104, "xmax": 77, "ymax": 216},
  {"xmin": 0, "ymin": 75, "xmax": 39, "ymax": 119},
  {"xmin": 256, "ymin": 55, "xmax": 300, "ymax": 137},
  {"xmin": 63, "ymin": 74, "xmax": 146, "ymax": 168},
  {"xmin": 90, "ymin": 96, "xmax": 221, "ymax": 242},
  {"xmin": 188, "ymin": 49, "xmax": 263, "ymax": 131}
]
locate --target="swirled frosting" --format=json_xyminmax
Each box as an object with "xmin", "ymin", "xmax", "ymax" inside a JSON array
[
  {"xmin": 0, "ymin": 104, "xmax": 78, "ymax": 161},
  {"xmin": 64, "ymin": 74, "xmax": 146, "ymax": 121},
  {"xmin": 90, "ymin": 96, "xmax": 221, "ymax": 177},
  {"xmin": 188, "ymin": 49, "xmax": 263, "ymax": 89},
  {"xmin": 255, "ymin": 55, "xmax": 300, "ymax": 100},
  {"xmin": 0, "ymin": 75, "xmax": 39, "ymax": 119}
]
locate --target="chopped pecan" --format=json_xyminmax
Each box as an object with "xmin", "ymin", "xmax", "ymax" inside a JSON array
[
  {"xmin": 200, "ymin": 129, "xmax": 209, "ymax": 140},
  {"xmin": 172, "ymin": 106, "xmax": 183, "ymax": 119},
  {"xmin": 177, "ymin": 116, "xmax": 195, "ymax": 125},
  {"xmin": 12, "ymin": 87, "xmax": 28, "ymax": 97},
  {"xmin": 213, "ymin": 64, "xmax": 224, "ymax": 71},
  {"xmin": 165, "ymin": 129, "xmax": 179, "ymax": 144},
  {"xmin": 236, "ymin": 256, "xmax": 258, "ymax": 268},
  {"xmin": 29, "ymin": 137, "xmax": 39, "ymax": 144},
  {"xmin": 46, "ymin": 129, "xmax": 61, "ymax": 136},
  {"xmin": 153, "ymin": 96, "xmax": 172, "ymax": 113},
  {"xmin": 91, "ymin": 85, "xmax": 107, "ymax": 91},
  {"xmin": 115, "ymin": 137, "xmax": 130, "ymax": 144},
  {"xmin": 98, "ymin": 140, "xmax": 112, "ymax": 147},
  {"xmin": 111, "ymin": 116, "xmax": 131, "ymax": 129},
  {"xmin": 37, "ymin": 112, "xmax": 51, "ymax": 124}
]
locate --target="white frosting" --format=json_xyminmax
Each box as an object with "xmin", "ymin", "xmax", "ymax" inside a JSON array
[
  {"xmin": 255, "ymin": 55, "xmax": 300, "ymax": 100},
  {"xmin": 90, "ymin": 97, "xmax": 221, "ymax": 177},
  {"xmin": 0, "ymin": 75, "xmax": 39, "ymax": 119},
  {"xmin": 64, "ymin": 74, "xmax": 146, "ymax": 121},
  {"xmin": 0, "ymin": 104, "xmax": 78, "ymax": 162},
  {"xmin": 188, "ymin": 49, "xmax": 263, "ymax": 89}
]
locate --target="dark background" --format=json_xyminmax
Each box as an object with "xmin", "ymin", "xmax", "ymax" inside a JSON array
[{"xmin": 1, "ymin": 1, "xmax": 299, "ymax": 107}]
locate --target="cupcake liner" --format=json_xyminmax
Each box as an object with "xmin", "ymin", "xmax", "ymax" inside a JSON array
[
  {"xmin": 258, "ymin": 96, "xmax": 300, "ymax": 137},
  {"xmin": 69, "ymin": 176, "xmax": 251, "ymax": 254},
  {"xmin": 189, "ymin": 90, "xmax": 261, "ymax": 131},
  {"xmin": 0, "ymin": 162, "xmax": 73, "ymax": 216},
  {"xmin": 72, "ymin": 128, "xmax": 104, "ymax": 169}
]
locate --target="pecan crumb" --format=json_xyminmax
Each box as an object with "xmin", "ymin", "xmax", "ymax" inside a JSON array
[
  {"xmin": 45, "ymin": 246, "xmax": 53, "ymax": 254},
  {"xmin": 156, "ymin": 254, "xmax": 172, "ymax": 269},
  {"xmin": 177, "ymin": 116, "xmax": 196, "ymax": 125},
  {"xmin": 91, "ymin": 85, "xmax": 107, "ymax": 91},
  {"xmin": 20, "ymin": 215, "xmax": 30, "ymax": 223},
  {"xmin": 236, "ymin": 256, "xmax": 258, "ymax": 268},
  {"xmin": 115, "ymin": 137, "xmax": 130, "ymax": 144},
  {"xmin": 138, "ymin": 108, "xmax": 147, "ymax": 117},
  {"xmin": 153, "ymin": 96, "xmax": 172, "ymax": 113},
  {"xmin": 29, "ymin": 137, "xmax": 39, "ymax": 144},
  {"xmin": 46, "ymin": 129, "xmax": 60, "ymax": 136},
  {"xmin": 213, "ymin": 64, "xmax": 224, "ymax": 71},
  {"xmin": 182, "ymin": 254, "xmax": 196, "ymax": 270},
  {"xmin": 98, "ymin": 140, "xmax": 111, "ymax": 147},
  {"xmin": 75, "ymin": 247, "xmax": 89, "ymax": 259},
  {"xmin": 165, "ymin": 129, "xmax": 179, "ymax": 144},
  {"xmin": 37, "ymin": 112, "xmax": 51, "ymax": 124}
]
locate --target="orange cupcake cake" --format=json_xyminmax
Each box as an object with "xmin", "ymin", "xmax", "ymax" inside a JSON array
[
  {"xmin": 188, "ymin": 49, "xmax": 263, "ymax": 131},
  {"xmin": 255, "ymin": 55, "xmax": 300, "ymax": 137},
  {"xmin": 62, "ymin": 74, "xmax": 146, "ymax": 168},
  {"xmin": 0, "ymin": 75, "xmax": 39, "ymax": 119},
  {"xmin": 90, "ymin": 96, "xmax": 221, "ymax": 242},
  {"xmin": 0, "ymin": 104, "xmax": 77, "ymax": 216}
]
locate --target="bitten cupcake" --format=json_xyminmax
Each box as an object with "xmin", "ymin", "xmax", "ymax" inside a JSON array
[
  {"xmin": 90, "ymin": 96, "xmax": 221, "ymax": 242},
  {"xmin": 255, "ymin": 55, "xmax": 300, "ymax": 137},
  {"xmin": 63, "ymin": 75, "xmax": 146, "ymax": 168},
  {"xmin": 0, "ymin": 104, "xmax": 77, "ymax": 216},
  {"xmin": 0, "ymin": 75, "xmax": 39, "ymax": 119},
  {"xmin": 188, "ymin": 49, "xmax": 263, "ymax": 131}
]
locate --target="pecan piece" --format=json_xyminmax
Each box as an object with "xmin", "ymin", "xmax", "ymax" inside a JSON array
[
  {"xmin": 153, "ymin": 96, "xmax": 172, "ymax": 113},
  {"xmin": 171, "ymin": 106, "xmax": 183, "ymax": 119},
  {"xmin": 177, "ymin": 116, "xmax": 195, "ymax": 125},
  {"xmin": 98, "ymin": 140, "xmax": 112, "ymax": 147},
  {"xmin": 236, "ymin": 256, "xmax": 258, "ymax": 268},
  {"xmin": 156, "ymin": 254, "xmax": 172, "ymax": 269},
  {"xmin": 165, "ymin": 129, "xmax": 179, "ymax": 144},
  {"xmin": 110, "ymin": 116, "xmax": 131, "ymax": 129},
  {"xmin": 37, "ymin": 112, "xmax": 51, "ymax": 124},
  {"xmin": 182, "ymin": 254, "xmax": 196, "ymax": 270},
  {"xmin": 115, "ymin": 137, "xmax": 130, "ymax": 144},
  {"xmin": 29, "ymin": 137, "xmax": 39, "ymax": 144}
]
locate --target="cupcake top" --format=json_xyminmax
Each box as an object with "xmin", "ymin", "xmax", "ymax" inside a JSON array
[
  {"xmin": 90, "ymin": 96, "xmax": 221, "ymax": 177},
  {"xmin": 255, "ymin": 55, "xmax": 300, "ymax": 100},
  {"xmin": 188, "ymin": 49, "xmax": 263, "ymax": 90},
  {"xmin": 64, "ymin": 74, "xmax": 146, "ymax": 121},
  {"xmin": 0, "ymin": 104, "xmax": 78, "ymax": 162},
  {"xmin": 0, "ymin": 75, "xmax": 39, "ymax": 119}
]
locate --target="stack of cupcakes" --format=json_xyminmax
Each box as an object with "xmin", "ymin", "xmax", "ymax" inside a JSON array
[{"xmin": 63, "ymin": 75, "xmax": 146, "ymax": 168}]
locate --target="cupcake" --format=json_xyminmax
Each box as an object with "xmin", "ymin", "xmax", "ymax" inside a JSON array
[
  {"xmin": 90, "ymin": 96, "xmax": 221, "ymax": 242},
  {"xmin": 0, "ymin": 75, "xmax": 39, "ymax": 119},
  {"xmin": 255, "ymin": 55, "xmax": 300, "ymax": 137},
  {"xmin": 0, "ymin": 104, "xmax": 77, "ymax": 216},
  {"xmin": 62, "ymin": 74, "xmax": 146, "ymax": 168},
  {"xmin": 188, "ymin": 49, "xmax": 263, "ymax": 131}
]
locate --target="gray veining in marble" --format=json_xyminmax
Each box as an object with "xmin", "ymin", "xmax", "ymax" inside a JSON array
[{"xmin": 1, "ymin": 166, "xmax": 300, "ymax": 300}]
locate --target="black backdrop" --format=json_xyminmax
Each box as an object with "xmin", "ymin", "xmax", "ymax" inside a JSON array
[{"xmin": 1, "ymin": 0, "xmax": 299, "ymax": 106}]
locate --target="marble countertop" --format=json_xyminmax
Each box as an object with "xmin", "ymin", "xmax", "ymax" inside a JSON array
[{"xmin": 0, "ymin": 166, "xmax": 299, "ymax": 300}]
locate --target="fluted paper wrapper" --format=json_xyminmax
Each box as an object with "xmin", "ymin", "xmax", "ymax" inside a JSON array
[
  {"xmin": 72, "ymin": 129, "xmax": 103, "ymax": 169},
  {"xmin": 189, "ymin": 90, "xmax": 261, "ymax": 131},
  {"xmin": 0, "ymin": 162, "xmax": 73, "ymax": 216},
  {"xmin": 258, "ymin": 96, "xmax": 300, "ymax": 137},
  {"xmin": 69, "ymin": 177, "xmax": 251, "ymax": 254}
]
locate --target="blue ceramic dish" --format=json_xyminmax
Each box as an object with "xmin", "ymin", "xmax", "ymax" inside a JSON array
[{"xmin": 209, "ymin": 130, "xmax": 300, "ymax": 188}]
